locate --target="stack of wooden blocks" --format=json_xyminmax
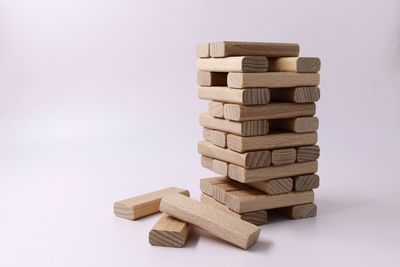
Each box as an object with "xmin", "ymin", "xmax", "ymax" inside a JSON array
[{"xmin": 197, "ymin": 41, "xmax": 320, "ymax": 225}]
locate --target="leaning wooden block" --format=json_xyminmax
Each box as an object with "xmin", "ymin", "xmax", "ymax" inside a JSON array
[
  {"xmin": 197, "ymin": 71, "xmax": 227, "ymax": 86},
  {"xmin": 228, "ymin": 72, "xmax": 320, "ymax": 88},
  {"xmin": 213, "ymin": 181, "xmax": 249, "ymax": 204},
  {"xmin": 210, "ymin": 41, "xmax": 299, "ymax": 58},
  {"xmin": 248, "ymin": 178, "xmax": 293, "ymax": 195},
  {"xmin": 208, "ymin": 101, "xmax": 224, "ymax": 118},
  {"xmin": 271, "ymin": 148, "xmax": 296, "ymax": 165},
  {"xmin": 200, "ymin": 177, "xmax": 229, "ymax": 196},
  {"xmin": 160, "ymin": 193, "xmax": 261, "ymax": 249},
  {"xmin": 279, "ymin": 203, "xmax": 317, "ymax": 219},
  {"xmin": 149, "ymin": 213, "xmax": 190, "ymax": 248},
  {"xmin": 297, "ymin": 145, "xmax": 320, "ymax": 162},
  {"xmin": 114, "ymin": 187, "xmax": 190, "ymax": 220},
  {"xmin": 228, "ymin": 161, "xmax": 318, "ymax": 183},
  {"xmin": 293, "ymin": 174, "xmax": 320, "ymax": 191},
  {"xmin": 199, "ymin": 86, "xmax": 270, "ymax": 105},
  {"xmin": 269, "ymin": 117, "xmax": 319, "ymax": 133},
  {"xmin": 201, "ymin": 156, "xmax": 228, "ymax": 176},
  {"xmin": 269, "ymin": 57, "xmax": 321, "ymax": 73},
  {"xmin": 269, "ymin": 87, "xmax": 320, "ymax": 103},
  {"xmin": 196, "ymin": 43, "xmax": 210, "ymax": 58},
  {"xmin": 197, "ymin": 56, "xmax": 268, "ymax": 73},
  {"xmin": 203, "ymin": 128, "xmax": 227, "ymax": 147},
  {"xmin": 200, "ymin": 113, "xmax": 269, "ymax": 136}
]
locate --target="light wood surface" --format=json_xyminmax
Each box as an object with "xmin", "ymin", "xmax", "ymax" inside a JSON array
[
  {"xmin": 270, "ymin": 87, "xmax": 320, "ymax": 103},
  {"xmin": 279, "ymin": 203, "xmax": 317, "ymax": 219},
  {"xmin": 160, "ymin": 193, "xmax": 261, "ymax": 249},
  {"xmin": 197, "ymin": 71, "xmax": 227, "ymax": 86},
  {"xmin": 271, "ymin": 148, "xmax": 296, "ymax": 165},
  {"xmin": 269, "ymin": 117, "xmax": 319, "ymax": 133},
  {"xmin": 269, "ymin": 57, "xmax": 321, "ymax": 73},
  {"xmin": 297, "ymin": 145, "xmax": 320, "ymax": 162},
  {"xmin": 228, "ymin": 161, "xmax": 318, "ymax": 183},
  {"xmin": 200, "ymin": 177, "xmax": 229, "ymax": 196},
  {"xmin": 228, "ymin": 72, "xmax": 320, "ymax": 88},
  {"xmin": 208, "ymin": 101, "xmax": 224, "ymax": 118},
  {"xmin": 203, "ymin": 128, "xmax": 227, "ymax": 147},
  {"xmin": 248, "ymin": 178, "xmax": 293, "ymax": 195},
  {"xmin": 196, "ymin": 43, "xmax": 210, "ymax": 58},
  {"xmin": 213, "ymin": 181, "xmax": 248, "ymax": 204},
  {"xmin": 210, "ymin": 41, "xmax": 299, "ymax": 58},
  {"xmin": 293, "ymin": 174, "xmax": 320, "ymax": 191},
  {"xmin": 227, "ymin": 132, "xmax": 318, "ymax": 152},
  {"xmin": 201, "ymin": 156, "xmax": 228, "ymax": 176},
  {"xmin": 199, "ymin": 86, "xmax": 270, "ymax": 105},
  {"xmin": 197, "ymin": 56, "xmax": 268, "ymax": 73},
  {"xmin": 114, "ymin": 187, "xmax": 189, "ymax": 220},
  {"xmin": 149, "ymin": 213, "xmax": 190, "ymax": 248}
]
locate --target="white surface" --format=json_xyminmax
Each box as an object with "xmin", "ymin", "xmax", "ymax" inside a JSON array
[{"xmin": 1, "ymin": 0, "xmax": 400, "ymax": 266}]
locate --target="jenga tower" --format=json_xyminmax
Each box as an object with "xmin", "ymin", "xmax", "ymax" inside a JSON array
[{"xmin": 197, "ymin": 41, "xmax": 320, "ymax": 225}]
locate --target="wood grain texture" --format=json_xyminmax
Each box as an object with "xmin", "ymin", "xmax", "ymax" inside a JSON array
[
  {"xmin": 200, "ymin": 177, "xmax": 229, "ymax": 196},
  {"xmin": 293, "ymin": 174, "xmax": 320, "ymax": 192},
  {"xmin": 225, "ymin": 189, "xmax": 314, "ymax": 213},
  {"xmin": 269, "ymin": 117, "xmax": 319, "ymax": 133},
  {"xmin": 210, "ymin": 41, "xmax": 299, "ymax": 58},
  {"xmin": 227, "ymin": 132, "xmax": 318, "ymax": 152},
  {"xmin": 196, "ymin": 43, "xmax": 210, "ymax": 58},
  {"xmin": 201, "ymin": 156, "xmax": 228, "ymax": 176},
  {"xmin": 269, "ymin": 57, "xmax": 321, "ymax": 73},
  {"xmin": 203, "ymin": 128, "xmax": 227, "ymax": 147},
  {"xmin": 197, "ymin": 56, "xmax": 268, "ymax": 73},
  {"xmin": 228, "ymin": 161, "xmax": 318, "ymax": 183},
  {"xmin": 213, "ymin": 181, "xmax": 249, "ymax": 203},
  {"xmin": 198, "ymin": 140, "xmax": 271, "ymax": 168},
  {"xmin": 297, "ymin": 145, "xmax": 320, "ymax": 162},
  {"xmin": 228, "ymin": 72, "xmax": 320, "ymax": 88},
  {"xmin": 199, "ymin": 86, "xmax": 270, "ymax": 105},
  {"xmin": 208, "ymin": 102, "xmax": 224, "ymax": 118},
  {"xmin": 149, "ymin": 213, "xmax": 190, "ymax": 248},
  {"xmin": 248, "ymin": 178, "xmax": 293, "ymax": 195},
  {"xmin": 223, "ymin": 103, "xmax": 316, "ymax": 121},
  {"xmin": 271, "ymin": 148, "xmax": 296, "ymax": 165},
  {"xmin": 197, "ymin": 71, "xmax": 227, "ymax": 86},
  {"xmin": 200, "ymin": 113, "xmax": 269, "ymax": 136},
  {"xmin": 114, "ymin": 187, "xmax": 190, "ymax": 220},
  {"xmin": 160, "ymin": 193, "xmax": 261, "ymax": 249},
  {"xmin": 279, "ymin": 203, "xmax": 317, "ymax": 219},
  {"xmin": 269, "ymin": 87, "xmax": 320, "ymax": 103}
]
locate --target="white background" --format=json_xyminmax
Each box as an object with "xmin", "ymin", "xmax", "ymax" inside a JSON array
[{"xmin": 1, "ymin": 0, "xmax": 399, "ymax": 266}]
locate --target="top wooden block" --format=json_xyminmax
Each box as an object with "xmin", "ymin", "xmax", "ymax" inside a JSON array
[{"xmin": 197, "ymin": 43, "xmax": 210, "ymax": 58}]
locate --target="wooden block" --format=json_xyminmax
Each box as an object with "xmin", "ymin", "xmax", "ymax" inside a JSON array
[
  {"xmin": 210, "ymin": 41, "xmax": 299, "ymax": 58},
  {"xmin": 228, "ymin": 161, "xmax": 318, "ymax": 183},
  {"xmin": 208, "ymin": 101, "xmax": 224, "ymax": 118},
  {"xmin": 213, "ymin": 181, "xmax": 249, "ymax": 204},
  {"xmin": 269, "ymin": 57, "xmax": 321, "ymax": 73},
  {"xmin": 200, "ymin": 113, "xmax": 269, "ymax": 136},
  {"xmin": 196, "ymin": 43, "xmax": 210, "ymax": 58},
  {"xmin": 248, "ymin": 178, "xmax": 293, "ymax": 195},
  {"xmin": 203, "ymin": 128, "xmax": 227, "ymax": 147},
  {"xmin": 197, "ymin": 56, "xmax": 268, "ymax": 73},
  {"xmin": 227, "ymin": 132, "xmax": 318, "ymax": 152},
  {"xmin": 160, "ymin": 193, "xmax": 261, "ymax": 249},
  {"xmin": 197, "ymin": 71, "xmax": 227, "ymax": 86},
  {"xmin": 198, "ymin": 140, "xmax": 271, "ymax": 168},
  {"xmin": 149, "ymin": 213, "xmax": 190, "ymax": 247},
  {"xmin": 114, "ymin": 187, "xmax": 190, "ymax": 220},
  {"xmin": 200, "ymin": 194, "xmax": 268, "ymax": 226},
  {"xmin": 201, "ymin": 156, "xmax": 228, "ymax": 176},
  {"xmin": 297, "ymin": 145, "xmax": 320, "ymax": 162},
  {"xmin": 293, "ymin": 174, "xmax": 320, "ymax": 191},
  {"xmin": 269, "ymin": 117, "xmax": 319, "ymax": 133},
  {"xmin": 199, "ymin": 86, "xmax": 270, "ymax": 105},
  {"xmin": 271, "ymin": 148, "xmax": 296, "ymax": 165},
  {"xmin": 270, "ymin": 87, "xmax": 320, "ymax": 103},
  {"xmin": 228, "ymin": 72, "xmax": 320, "ymax": 88},
  {"xmin": 225, "ymin": 189, "xmax": 314, "ymax": 213},
  {"xmin": 200, "ymin": 177, "xmax": 229, "ymax": 196},
  {"xmin": 223, "ymin": 103, "xmax": 316, "ymax": 121},
  {"xmin": 279, "ymin": 203, "xmax": 317, "ymax": 219}
]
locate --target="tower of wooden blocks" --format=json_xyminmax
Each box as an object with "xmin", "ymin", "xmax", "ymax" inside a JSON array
[{"xmin": 197, "ymin": 41, "xmax": 320, "ymax": 225}]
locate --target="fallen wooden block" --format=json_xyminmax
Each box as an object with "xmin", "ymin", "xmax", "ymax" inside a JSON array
[
  {"xmin": 228, "ymin": 72, "xmax": 320, "ymax": 88},
  {"xmin": 160, "ymin": 193, "xmax": 261, "ymax": 249},
  {"xmin": 248, "ymin": 178, "xmax": 293, "ymax": 195},
  {"xmin": 271, "ymin": 148, "xmax": 296, "ymax": 165},
  {"xmin": 200, "ymin": 177, "xmax": 229, "ymax": 196},
  {"xmin": 198, "ymin": 140, "xmax": 271, "ymax": 168},
  {"xmin": 200, "ymin": 113, "xmax": 269, "ymax": 136},
  {"xmin": 210, "ymin": 41, "xmax": 299, "ymax": 58},
  {"xmin": 201, "ymin": 156, "xmax": 228, "ymax": 176},
  {"xmin": 213, "ymin": 181, "xmax": 249, "ymax": 204},
  {"xmin": 199, "ymin": 86, "xmax": 270, "ymax": 105},
  {"xmin": 269, "ymin": 57, "xmax": 321, "ymax": 73},
  {"xmin": 228, "ymin": 161, "xmax": 318, "ymax": 183},
  {"xmin": 297, "ymin": 145, "xmax": 320, "ymax": 162},
  {"xmin": 114, "ymin": 187, "xmax": 190, "ymax": 220},
  {"xmin": 208, "ymin": 101, "xmax": 224, "ymax": 118},
  {"xmin": 197, "ymin": 56, "xmax": 268, "ymax": 73},
  {"xmin": 293, "ymin": 174, "xmax": 320, "ymax": 191},
  {"xmin": 149, "ymin": 213, "xmax": 190, "ymax": 248},
  {"xmin": 197, "ymin": 71, "xmax": 227, "ymax": 86},
  {"xmin": 227, "ymin": 132, "xmax": 318, "ymax": 152},
  {"xmin": 196, "ymin": 43, "xmax": 210, "ymax": 58},
  {"xmin": 203, "ymin": 128, "xmax": 227, "ymax": 147},
  {"xmin": 269, "ymin": 117, "xmax": 319, "ymax": 133},
  {"xmin": 269, "ymin": 87, "xmax": 320, "ymax": 103},
  {"xmin": 223, "ymin": 103, "xmax": 316, "ymax": 121},
  {"xmin": 279, "ymin": 203, "xmax": 317, "ymax": 219}
]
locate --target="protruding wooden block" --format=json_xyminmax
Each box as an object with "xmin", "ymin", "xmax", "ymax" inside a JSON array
[
  {"xmin": 199, "ymin": 86, "xmax": 270, "ymax": 105},
  {"xmin": 213, "ymin": 181, "xmax": 248, "ymax": 203},
  {"xmin": 197, "ymin": 56, "xmax": 268, "ymax": 73},
  {"xmin": 269, "ymin": 117, "xmax": 319, "ymax": 133},
  {"xmin": 270, "ymin": 87, "xmax": 320, "ymax": 103},
  {"xmin": 228, "ymin": 72, "xmax": 320, "ymax": 88},
  {"xmin": 279, "ymin": 203, "xmax": 317, "ymax": 219},
  {"xmin": 197, "ymin": 71, "xmax": 227, "ymax": 86},
  {"xmin": 149, "ymin": 214, "xmax": 190, "ymax": 248},
  {"xmin": 196, "ymin": 43, "xmax": 210, "ymax": 58},
  {"xmin": 297, "ymin": 145, "xmax": 320, "ymax": 162},
  {"xmin": 248, "ymin": 178, "xmax": 293, "ymax": 195},
  {"xmin": 208, "ymin": 102, "xmax": 224, "ymax": 118},
  {"xmin": 210, "ymin": 41, "xmax": 299, "ymax": 58},
  {"xmin": 293, "ymin": 174, "xmax": 320, "ymax": 192},
  {"xmin": 201, "ymin": 156, "xmax": 228, "ymax": 176},
  {"xmin": 160, "ymin": 193, "xmax": 261, "ymax": 249},
  {"xmin": 113, "ymin": 187, "xmax": 190, "ymax": 220},
  {"xmin": 200, "ymin": 177, "xmax": 229, "ymax": 196},
  {"xmin": 203, "ymin": 128, "xmax": 227, "ymax": 147},
  {"xmin": 271, "ymin": 148, "xmax": 296, "ymax": 165},
  {"xmin": 269, "ymin": 57, "xmax": 321, "ymax": 73}
]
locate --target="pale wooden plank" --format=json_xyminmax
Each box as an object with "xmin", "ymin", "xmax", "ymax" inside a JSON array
[
  {"xmin": 293, "ymin": 174, "xmax": 320, "ymax": 191},
  {"xmin": 213, "ymin": 181, "xmax": 249, "ymax": 204},
  {"xmin": 269, "ymin": 117, "xmax": 319, "ymax": 133},
  {"xmin": 271, "ymin": 148, "xmax": 296, "ymax": 165},
  {"xmin": 269, "ymin": 57, "xmax": 321, "ymax": 73},
  {"xmin": 197, "ymin": 71, "xmax": 227, "ymax": 86},
  {"xmin": 228, "ymin": 72, "xmax": 320, "ymax": 88},
  {"xmin": 297, "ymin": 145, "xmax": 320, "ymax": 162},
  {"xmin": 270, "ymin": 87, "xmax": 320, "ymax": 103},
  {"xmin": 200, "ymin": 177, "xmax": 229, "ymax": 196},
  {"xmin": 248, "ymin": 178, "xmax": 293, "ymax": 195},
  {"xmin": 149, "ymin": 213, "xmax": 190, "ymax": 248},
  {"xmin": 196, "ymin": 43, "xmax": 210, "ymax": 58},
  {"xmin": 197, "ymin": 56, "xmax": 268, "ymax": 72},
  {"xmin": 199, "ymin": 86, "xmax": 270, "ymax": 105},
  {"xmin": 279, "ymin": 203, "xmax": 317, "ymax": 219},
  {"xmin": 208, "ymin": 101, "xmax": 224, "ymax": 118},
  {"xmin": 201, "ymin": 155, "xmax": 228, "ymax": 176},
  {"xmin": 203, "ymin": 128, "xmax": 227, "ymax": 147}
]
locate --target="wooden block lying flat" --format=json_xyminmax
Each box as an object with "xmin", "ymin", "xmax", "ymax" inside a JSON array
[
  {"xmin": 200, "ymin": 194, "xmax": 268, "ymax": 226},
  {"xmin": 200, "ymin": 113, "xmax": 269, "ymax": 136},
  {"xmin": 198, "ymin": 140, "xmax": 271, "ymax": 168},
  {"xmin": 228, "ymin": 161, "xmax": 318, "ymax": 183},
  {"xmin": 210, "ymin": 41, "xmax": 299, "ymax": 58},
  {"xmin": 199, "ymin": 86, "xmax": 270, "ymax": 105},
  {"xmin": 114, "ymin": 187, "xmax": 190, "ymax": 220},
  {"xmin": 269, "ymin": 57, "xmax": 321, "ymax": 73},
  {"xmin": 248, "ymin": 178, "xmax": 293, "ymax": 195},
  {"xmin": 227, "ymin": 132, "xmax": 318, "ymax": 152},
  {"xmin": 271, "ymin": 148, "xmax": 296, "ymax": 165},
  {"xmin": 293, "ymin": 174, "xmax": 320, "ymax": 191},
  {"xmin": 226, "ymin": 189, "xmax": 314, "ymax": 213},
  {"xmin": 196, "ymin": 43, "xmax": 210, "ymax": 58},
  {"xmin": 201, "ymin": 156, "xmax": 228, "ymax": 176},
  {"xmin": 269, "ymin": 117, "xmax": 319, "ymax": 133},
  {"xmin": 279, "ymin": 203, "xmax": 317, "ymax": 219},
  {"xmin": 223, "ymin": 103, "xmax": 316, "ymax": 121},
  {"xmin": 297, "ymin": 145, "xmax": 320, "ymax": 162},
  {"xmin": 208, "ymin": 101, "xmax": 224, "ymax": 118},
  {"xmin": 197, "ymin": 71, "xmax": 227, "ymax": 86},
  {"xmin": 149, "ymin": 213, "xmax": 190, "ymax": 248},
  {"xmin": 197, "ymin": 56, "xmax": 268, "ymax": 73},
  {"xmin": 160, "ymin": 193, "xmax": 261, "ymax": 249},
  {"xmin": 228, "ymin": 72, "xmax": 320, "ymax": 88},
  {"xmin": 270, "ymin": 87, "xmax": 320, "ymax": 103},
  {"xmin": 200, "ymin": 177, "xmax": 229, "ymax": 196},
  {"xmin": 203, "ymin": 128, "xmax": 227, "ymax": 147},
  {"xmin": 213, "ymin": 181, "xmax": 249, "ymax": 203}
]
